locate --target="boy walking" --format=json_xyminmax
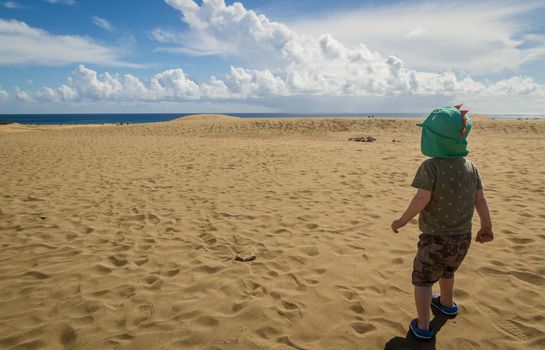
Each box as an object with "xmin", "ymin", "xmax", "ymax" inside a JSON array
[{"xmin": 391, "ymin": 105, "xmax": 494, "ymax": 341}]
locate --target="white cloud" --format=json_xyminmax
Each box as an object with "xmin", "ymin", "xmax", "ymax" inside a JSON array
[
  {"xmin": 91, "ymin": 16, "xmax": 114, "ymax": 32},
  {"xmin": 0, "ymin": 19, "xmax": 139, "ymax": 67},
  {"xmin": 289, "ymin": 1, "xmax": 545, "ymax": 75},
  {"xmin": 482, "ymin": 76, "xmax": 543, "ymax": 95},
  {"xmin": 149, "ymin": 69, "xmax": 200, "ymax": 100},
  {"xmin": 0, "ymin": 87, "xmax": 8, "ymax": 102},
  {"xmin": 44, "ymin": 0, "xmax": 75, "ymax": 5},
  {"xmin": 17, "ymin": 65, "xmax": 201, "ymax": 103},
  {"xmin": 15, "ymin": 87, "xmax": 32, "ymax": 102},
  {"xmin": 158, "ymin": 0, "xmax": 294, "ymax": 63},
  {"xmin": 3, "ymin": 1, "xmax": 25, "ymax": 9}
]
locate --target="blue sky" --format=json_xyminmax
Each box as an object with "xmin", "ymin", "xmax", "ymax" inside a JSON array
[{"xmin": 1, "ymin": 0, "xmax": 545, "ymax": 114}]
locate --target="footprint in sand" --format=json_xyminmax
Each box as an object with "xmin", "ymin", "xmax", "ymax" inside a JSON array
[
  {"xmin": 108, "ymin": 255, "xmax": 128, "ymax": 267},
  {"xmin": 66, "ymin": 232, "xmax": 78, "ymax": 241},
  {"xmin": 511, "ymin": 271, "xmax": 545, "ymax": 286},
  {"xmin": 507, "ymin": 237, "xmax": 535, "ymax": 244},
  {"xmin": 455, "ymin": 338, "xmax": 480, "ymax": 349},
  {"xmin": 274, "ymin": 228, "xmax": 291, "ymax": 234},
  {"xmin": 143, "ymin": 275, "xmax": 164, "ymax": 289},
  {"xmin": 25, "ymin": 271, "xmax": 50, "ymax": 279},
  {"xmin": 390, "ymin": 257, "xmax": 404, "ymax": 265},
  {"xmin": 137, "ymin": 243, "xmax": 153, "ymax": 251},
  {"xmin": 478, "ymin": 267, "xmax": 545, "ymax": 286},
  {"xmin": 116, "ymin": 286, "xmax": 135, "ymax": 298},
  {"xmin": 134, "ymin": 255, "xmax": 149, "ymax": 266},
  {"xmin": 95, "ymin": 264, "xmax": 112, "ymax": 274},
  {"xmin": 147, "ymin": 213, "xmax": 160, "ymax": 224},
  {"xmin": 162, "ymin": 265, "xmax": 180, "ymax": 277},
  {"xmin": 128, "ymin": 214, "xmax": 146, "ymax": 222},
  {"xmin": 192, "ymin": 264, "xmax": 224, "ymax": 274},
  {"xmin": 349, "ymin": 302, "xmax": 365, "ymax": 315},
  {"xmin": 494, "ymin": 320, "xmax": 529, "ymax": 341},
  {"xmin": 255, "ymin": 326, "xmax": 281, "ymax": 340},
  {"xmin": 276, "ymin": 336, "xmax": 307, "ymax": 350},
  {"xmin": 199, "ymin": 232, "xmax": 217, "ymax": 245},
  {"xmin": 165, "ymin": 226, "xmax": 179, "ymax": 234},
  {"xmin": 114, "ymin": 333, "xmax": 134, "ymax": 341},
  {"xmin": 350, "ymin": 322, "xmax": 376, "ymax": 335},
  {"xmin": 195, "ymin": 315, "xmax": 219, "ymax": 327},
  {"xmin": 133, "ymin": 304, "xmax": 153, "ymax": 326},
  {"xmin": 276, "ymin": 300, "xmax": 303, "ymax": 322},
  {"xmin": 334, "ymin": 285, "xmax": 358, "ymax": 301},
  {"xmin": 299, "ymin": 246, "xmax": 319, "ymax": 257},
  {"xmin": 231, "ymin": 301, "xmax": 248, "ymax": 313}
]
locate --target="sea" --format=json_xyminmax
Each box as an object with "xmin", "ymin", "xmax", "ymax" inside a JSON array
[{"xmin": 0, "ymin": 113, "xmax": 543, "ymax": 125}]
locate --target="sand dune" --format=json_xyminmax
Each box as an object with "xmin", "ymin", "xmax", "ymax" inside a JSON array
[
  {"xmin": 175, "ymin": 114, "xmax": 242, "ymax": 122},
  {"xmin": 0, "ymin": 116, "xmax": 544, "ymax": 349}
]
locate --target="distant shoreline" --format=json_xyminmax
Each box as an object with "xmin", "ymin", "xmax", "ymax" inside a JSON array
[
  {"xmin": 0, "ymin": 113, "xmax": 423, "ymax": 126},
  {"xmin": 1, "ymin": 112, "xmax": 544, "ymax": 126}
]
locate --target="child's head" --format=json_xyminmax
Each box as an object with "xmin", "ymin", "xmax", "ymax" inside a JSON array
[{"xmin": 417, "ymin": 105, "xmax": 472, "ymax": 158}]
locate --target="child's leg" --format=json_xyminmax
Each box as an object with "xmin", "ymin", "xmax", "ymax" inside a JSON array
[
  {"xmin": 438, "ymin": 233, "xmax": 472, "ymax": 309},
  {"xmin": 415, "ymin": 286, "xmax": 432, "ymax": 330},
  {"xmin": 438, "ymin": 277, "xmax": 454, "ymax": 307}
]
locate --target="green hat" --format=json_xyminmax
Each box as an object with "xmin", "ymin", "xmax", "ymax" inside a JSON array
[{"xmin": 417, "ymin": 105, "xmax": 472, "ymax": 158}]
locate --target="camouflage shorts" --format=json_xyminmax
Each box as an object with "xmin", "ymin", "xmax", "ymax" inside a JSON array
[{"xmin": 412, "ymin": 232, "xmax": 472, "ymax": 287}]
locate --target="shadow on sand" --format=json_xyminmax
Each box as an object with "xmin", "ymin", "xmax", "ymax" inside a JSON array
[{"xmin": 384, "ymin": 309, "xmax": 455, "ymax": 350}]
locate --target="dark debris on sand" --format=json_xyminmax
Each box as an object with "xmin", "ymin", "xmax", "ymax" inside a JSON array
[{"xmin": 349, "ymin": 136, "xmax": 376, "ymax": 142}]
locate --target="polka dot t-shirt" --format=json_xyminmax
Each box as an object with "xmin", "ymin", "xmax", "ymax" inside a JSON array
[{"xmin": 411, "ymin": 158, "xmax": 483, "ymax": 236}]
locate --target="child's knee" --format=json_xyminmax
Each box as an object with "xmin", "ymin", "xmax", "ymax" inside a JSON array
[{"xmin": 412, "ymin": 268, "xmax": 440, "ymax": 287}]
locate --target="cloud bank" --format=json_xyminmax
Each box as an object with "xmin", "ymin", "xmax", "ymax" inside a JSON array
[
  {"xmin": 0, "ymin": 19, "xmax": 139, "ymax": 67},
  {"xmin": 12, "ymin": 64, "xmax": 543, "ymax": 105},
  {"xmin": 6, "ymin": 0, "xmax": 545, "ymax": 111}
]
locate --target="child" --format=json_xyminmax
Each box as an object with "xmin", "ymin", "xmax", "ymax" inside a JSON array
[{"xmin": 391, "ymin": 105, "xmax": 494, "ymax": 341}]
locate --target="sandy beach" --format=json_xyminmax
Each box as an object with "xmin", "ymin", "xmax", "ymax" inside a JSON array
[{"xmin": 1, "ymin": 115, "xmax": 544, "ymax": 350}]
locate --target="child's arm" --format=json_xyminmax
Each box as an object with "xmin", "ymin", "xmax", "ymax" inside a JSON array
[
  {"xmin": 391, "ymin": 188, "xmax": 432, "ymax": 233},
  {"xmin": 475, "ymin": 189, "xmax": 494, "ymax": 243}
]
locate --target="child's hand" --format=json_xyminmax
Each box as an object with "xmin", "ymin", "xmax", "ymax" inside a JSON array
[
  {"xmin": 476, "ymin": 227, "xmax": 494, "ymax": 243},
  {"xmin": 391, "ymin": 218, "xmax": 406, "ymax": 233}
]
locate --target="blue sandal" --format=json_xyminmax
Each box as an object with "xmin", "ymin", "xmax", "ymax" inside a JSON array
[
  {"xmin": 409, "ymin": 319, "xmax": 434, "ymax": 341},
  {"xmin": 431, "ymin": 294, "xmax": 459, "ymax": 316}
]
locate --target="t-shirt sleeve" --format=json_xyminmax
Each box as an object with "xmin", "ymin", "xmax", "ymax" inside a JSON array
[
  {"xmin": 411, "ymin": 161, "xmax": 436, "ymax": 191},
  {"xmin": 474, "ymin": 165, "xmax": 484, "ymax": 190}
]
